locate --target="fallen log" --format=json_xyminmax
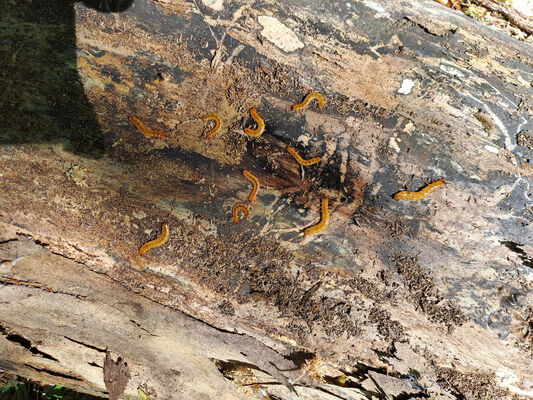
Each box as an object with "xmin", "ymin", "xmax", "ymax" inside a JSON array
[{"xmin": 1, "ymin": 0, "xmax": 532, "ymax": 398}]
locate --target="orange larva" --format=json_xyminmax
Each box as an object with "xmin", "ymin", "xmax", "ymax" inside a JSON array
[
  {"xmin": 244, "ymin": 108, "xmax": 265, "ymax": 137},
  {"xmin": 232, "ymin": 203, "xmax": 250, "ymax": 224},
  {"xmin": 139, "ymin": 223, "xmax": 170, "ymax": 256},
  {"xmin": 436, "ymin": 0, "xmax": 461, "ymax": 9},
  {"xmin": 202, "ymin": 113, "xmax": 221, "ymax": 139},
  {"xmin": 291, "ymin": 92, "xmax": 325, "ymax": 112},
  {"xmin": 304, "ymin": 198, "xmax": 329, "ymax": 235},
  {"xmin": 129, "ymin": 116, "xmax": 168, "ymax": 139},
  {"xmin": 286, "ymin": 146, "xmax": 321, "ymax": 166},
  {"xmin": 242, "ymin": 170, "xmax": 259, "ymax": 203},
  {"xmin": 394, "ymin": 179, "xmax": 445, "ymax": 201}
]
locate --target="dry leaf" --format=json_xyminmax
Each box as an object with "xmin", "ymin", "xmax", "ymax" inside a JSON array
[{"xmin": 103, "ymin": 349, "xmax": 131, "ymax": 400}]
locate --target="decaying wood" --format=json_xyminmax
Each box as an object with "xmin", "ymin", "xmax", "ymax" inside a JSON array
[{"xmin": 1, "ymin": 0, "xmax": 532, "ymax": 399}]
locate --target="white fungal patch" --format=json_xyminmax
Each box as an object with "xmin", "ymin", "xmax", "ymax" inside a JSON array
[
  {"xmin": 403, "ymin": 121, "xmax": 416, "ymax": 133},
  {"xmin": 363, "ymin": 1, "xmax": 391, "ymax": 18},
  {"xmin": 389, "ymin": 137, "xmax": 401, "ymax": 153},
  {"xmin": 397, "ymin": 79, "xmax": 415, "ymax": 95},
  {"xmin": 297, "ymin": 134, "xmax": 311, "ymax": 146},
  {"xmin": 484, "ymin": 144, "xmax": 500, "ymax": 154},
  {"xmin": 440, "ymin": 64, "xmax": 465, "ymax": 77},
  {"xmin": 258, "ymin": 16, "xmax": 304, "ymax": 52},
  {"xmin": 202, "ymin": 0, "xmax": 223, "ymax": 11}
]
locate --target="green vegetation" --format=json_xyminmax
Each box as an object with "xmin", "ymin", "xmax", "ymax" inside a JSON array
[
  {"xmin": 460, "ymin": 2, "xmax": 488, "ymax": 23},
  {"xmin": 0, "ymin": 377, "xmax": 97, "ymax": 400}
]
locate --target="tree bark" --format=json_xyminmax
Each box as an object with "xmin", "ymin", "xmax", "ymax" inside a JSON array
[{"xmin": 1, "ymin": 0, "xmax": 532, "ymax": 399}]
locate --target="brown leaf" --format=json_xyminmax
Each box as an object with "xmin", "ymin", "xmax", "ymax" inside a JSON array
[{"xmin": 103, "ymin": 349, "xmax": 131, "ymax": 400}]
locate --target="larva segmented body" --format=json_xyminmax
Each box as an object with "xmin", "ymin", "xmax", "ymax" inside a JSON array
[
  {"xmin": 394, "ymin": 179, "xmax": 445, "ymax": 201},
  {"xmin": 202, "ymin": 113, "xmax": 221, "ymax": 139},
  {"xmin": 304, "ymin": 198, "xmax": 329, "ymax": 235},
  {"xmin": 232, "ymin": 203, "xmax": 250, "ymax": 224},
  {"xmin": 244, "ymin": 108, "xmax": 265, "ymax": 137},
  {"xmin": 139, "ymin": 223, "xmax": 170, "ymax": 256},
  {"xmin": 286, "ymin": 146, "xmax": 321, "ymax": 166},
  {"xmin": 291, "ymin": 92, "xmax": 325, "ymax": 112},
  {"xmin": 242, "ymin": 170, "xmax": 259, "ymax": 203},
  {"xmin": 129, "ymin": 116, "xmax": 168, "ymax": 139}
]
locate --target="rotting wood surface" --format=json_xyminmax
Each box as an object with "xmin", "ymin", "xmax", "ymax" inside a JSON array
[{"xmin": 1, "ymin": 0, "xmax": 532, "ymax": 399}]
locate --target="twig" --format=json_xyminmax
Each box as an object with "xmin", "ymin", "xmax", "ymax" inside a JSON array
[
  {"xmin": 210, "ymin": 5, "xmax": 248, "ymax": 71},
  {"xmin": 472, "ymin": 0, "xmax": 533, "ymax": 36},
  {"xmin": 189, "ymin": 0, "xmax": 220, "ymax": 46}
]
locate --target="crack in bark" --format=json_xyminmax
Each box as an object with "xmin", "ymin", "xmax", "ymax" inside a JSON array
[
  {"xmin": 403, "ymin": 16, "xmax": 457, "ymax": 37},
  {"xmin": 214, "ymin": 357, "xmax": 392, "ymax": 400},
  {"xmin": 44, "ymin": 287, "xmax": 88, "ymax": 300},
  {"xmin": 0, "ymin": 277, "xmax": 42, "ymax": 287},
  {"xmin": 63, "ymin": 336, "xmax": 107, "ymax": 353},
  {"xmin": 211, "ymin": 358, "xmax": 385, "ymax": 400},
  {"xmin": 501, "ymin": 240, "xmax": 533, "ymax": 269},
  {"xmin": 393, "ymin": 391, "xmax": 430, "ymax": 400},
  {"xmin": 0, "ymin": 322, "xmax": 59, "ymax": 362},
  {"xmin": 0, "ymin": 238, "xmax": 19, "ymax": 245},
  {"xmin": 3, "ymin": 234, "xmax": 422, "ymax": 399},
  {"xmin": 50, "ymin": 248, "xmax": 93, "ymax": 265},
  {"xmin": 22, "ymin": 363, "xmax": 84, "ymax": 381},
  {"xmin": 129, "ymin": 319, "xmax": 159, "ymax": 336},
  {"xmin": 0, "ymin": 277, "xmax": 88, "ymax": 300},
  {"xmin": 3, "ymin": 233, "xmax": 267, "ymax": 351},
  {"xmin": 2, "ymin": 234, "xmax": 418, "ymax": 400}
]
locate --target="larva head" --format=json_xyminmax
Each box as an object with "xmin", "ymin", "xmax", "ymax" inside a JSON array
[{"xmin": 393, "ymin": 191, "xmax": 409, "ymax": 200}]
